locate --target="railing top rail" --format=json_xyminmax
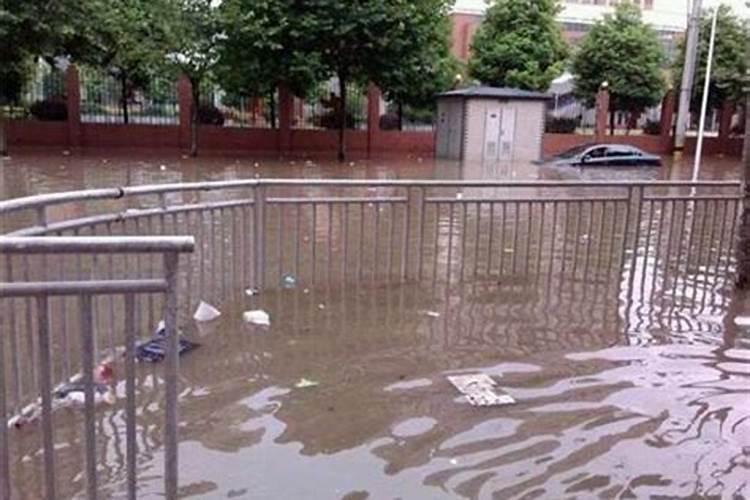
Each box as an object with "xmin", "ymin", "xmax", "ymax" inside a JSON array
[
  {"xmin": 0, "ymin": 179, "xmax": 741, "ymax": 215},
  {"xmin": 0, "ymin": 279, "xmax": 169, "ymax": 297},
  {"xmin": 0, "ymin": 236, "xmax": 196, "ymax": 254}
]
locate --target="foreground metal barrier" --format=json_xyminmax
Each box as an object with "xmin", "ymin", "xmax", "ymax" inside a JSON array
[
  {"xmin": 0, "ymin": 179, "xmax": 742, "ymax": 497},
  {"xmin": 0, "ymin": 236, "xmax": 194, "ymax": 500}
]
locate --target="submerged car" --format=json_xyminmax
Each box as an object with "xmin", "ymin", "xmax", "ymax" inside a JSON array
[{"xmin": 544, "ymin": 144, "xmax": 662, "ymax": 167}]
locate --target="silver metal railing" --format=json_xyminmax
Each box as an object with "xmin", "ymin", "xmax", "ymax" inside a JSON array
[
  {"xmin": 0, "ymin": 236, "xmax": 194, "ymax": 500},
  {"xmin": 0, "ymin": 179, "xmax": 743, "ymax": 497}
]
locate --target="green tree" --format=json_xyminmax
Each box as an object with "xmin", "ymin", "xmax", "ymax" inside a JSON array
[
  {"xmin": 217, "ymin": 0, "xmax": 323, "ymax": 110},
  {"xmin": 164, "ymin": 0, "xmax": 224, "ymax": 156},
  {"xmin": 468, "ymin": 0, "xmax": 568, "ymax": 91},
  {"xmin": 296, "ymin": 0, "xmax": 456, "ymax": 161},
  {"xmin": 0, "ymin": 0, "xmax": 90, "ymax": 154},
  {"xmin": 673, "ymin": 5, "xmax": 749, "ymax": 115},
  {"xmin": 76, "ymin": 0, "xmax": 173, "ymax": 124},
  {"xmin": 572, "ymin": 3, "xmax": 665, "ymax": 134},
  {"xmin": 376, "ymin": 4, "xmax": 458, "ymax": 130}
]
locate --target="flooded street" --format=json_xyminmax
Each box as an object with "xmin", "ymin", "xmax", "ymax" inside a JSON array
[{"xmin": 1, "ymin": 151, "xmax": 749, "ymax": 499}]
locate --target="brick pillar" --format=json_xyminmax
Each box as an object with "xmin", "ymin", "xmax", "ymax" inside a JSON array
[
  {"xmin": 177, "ymin": 75, "xmax": 193, "ymax": 151},
  {"xmin": 65, "ymin": 65, "xmax": 82, "ymax": 149},
  {"xmin": 367, "ymin": 83, "xmax": 382, "ymax": 157},
  {"xmin": 659, "ymin": 90, "xmax": 676, "ymax": 153},
  {"xmin": 278, "ymin": 83, "xmax": 293, "ymax": 154},
  {"xmin": 594, "ymin": 85, "xmax": 610, "ymax": 142},
  {"xmin": 718, "ymin": 100, "xmax": 734, "ymax": 154}
]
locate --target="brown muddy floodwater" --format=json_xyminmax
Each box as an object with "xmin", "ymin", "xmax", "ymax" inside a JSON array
[{"xmin": 1, "ymin": 151, "xmax": 749, "ymax": 499}]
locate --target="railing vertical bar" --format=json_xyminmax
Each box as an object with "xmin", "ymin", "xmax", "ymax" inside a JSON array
[
  {"xmin": 692, "ymin": 200, "xmax": 713, "ymax": 307},
  {"xmin": 711, "ymin": 200, "xmax": 730, "ymax": 289},
  {"xmin": 499, "ymin": 202, "xmax": 507, "ymax": 276},
  {"xmin": 312, "ymin": 203, "xmax": 318, "ymax": 286},
  {"xmin": 278, "ymin": 204, "xmax": 285, "ymax": 286},
  {"xmin": 559, "ymin": 203, "xmax": 569, "ymax": 288},
  {"xmin": 606, "ymin": 202, "xmax": 622, "ymax": 286},
  {"xmin": 535, "ymin": 202, "xmax": 546, "ymax": 284},
  {"xmin": 416, "ymin": 188, "xmax": 426, "ymax": 280},
  {"xmin": 487, "ymin": 203, "xmax": 496, "ymax": 276},
  {"xmin": 650, "ymin": 200, "xmax": 667, "ymax": 305},
  {"xmin": 294, "ymin": 204, "xmax": 301, "ymax": 281},
  {"xmin": 680, "ymin": 200, "xmax": 700, "ymax": 305},
  {"xmin": 0, "ymin": 297, "xmax": 9, "ymax": 500},
  {"xmin": 23, "ymin": 256, "xmax": 37, "ymax": 391},
  {"xmin": 37, "ymin": 294, "xmax": 56, "ymax": 500},
  {"xmin": 374, "ymin": 202, "xmax": 381, "ymax": 283},
  {"xmin": 639, "ymin": 199, "xmax": 656, "ymax": 297},
  {"xmin": 662, "ymin": 200, "xmax": 677, "ymax": 293},
  {"xmin": 511, "ymin": 202, "xmax": 519, "ymax": 275},
  {"xmin": 4, "ymin": 258, "xmax": 21, "ymax": 409},
  {"xmin": 388, "ymin": 202, "xmax": 396, "ymax": 281},
  {"xmin": 400, "ymin": 195, "xmax": 409, "ymax": 282},
  {"xmin": 571, "ymin": 201, "xmax": 583, "ymax": 283},
  {"xmin": 124, "ymin": 293, "xmax": 137, "ymax": 500},
  {"xmin": 700, "ymin": 200, "xmax": 720, "ymax": 311},
  {"xmin": 79, "ymin": 293, "xmax": 97, "ymax": 500},
  {"xmin": 459, "ymin": 202, "xmax": 467, "ymax": 282},
  {"xmin": 327, "ymin": 202, "xmax": 334, "ymax": 285},
  {"xmin": 447, "ymin": 203, "xmax": 456, "ymax": 285},
  {"xmin": 581, "ymin": 201, "xmax": 594, "ymax": 292},
  {"xmin": 219, "ymin": 208, "xmax": 227, "ymax": 300},
  {"xmin": 548, "ymin": 201, "xmax": 558, "ymax": 290},
  {"xmin": 619, "ymin": 187, "xmax": 636, "ymax": 296},
  {"xmin": 432, "ymin": 203, "xmax": 440, "ymax": 284},
  {"xmin": 358, "ymin": 203, "xmax": 365, "ymax": 283},
  {"xmin": 524, "ymin": 202, "xmax": 533, "ymax": 277},
  {"xmin": 342, "ymin": 204, "xmax": 349, "ymax": 282},
  {"xmin": 670, "ymin": 200, "xmax": 689, "ymax": 304},
  {"xmin": 722, "ymin": 199, "xmax": 739, "ymax": 281},
  {"xmin": 254, "ymin": 186, "xmax": 266, "ymax": 290},
  {"xmin": 163, "ymin": 252, "xmax": 179, "ymax": 499},
  {"xmin": 473, "ymin": 202, "xmax": 481, "ymax": 281}
]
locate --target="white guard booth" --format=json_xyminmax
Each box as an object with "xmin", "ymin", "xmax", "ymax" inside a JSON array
[{"xmin": 435, "ymin": 86, "xmax": 551, "ymax": 162}]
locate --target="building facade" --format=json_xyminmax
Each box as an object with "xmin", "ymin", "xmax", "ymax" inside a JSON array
[{"xmin": 450, "ymin": 0, "xmax": 688, "ymax": 62}]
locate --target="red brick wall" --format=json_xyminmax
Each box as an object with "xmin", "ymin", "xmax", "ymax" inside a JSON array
[
  {"xmin": 450, "ymin": 13, "xmax": 482, "ymax": 61},
  {"xmin": 7, "ymin": 121, "xmax": 70, "ymax": 147}
]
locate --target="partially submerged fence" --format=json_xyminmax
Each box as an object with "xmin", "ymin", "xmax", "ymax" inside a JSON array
[{"xmin": 0, "ymin": 179, "xmax": 742, "ymax": 498}]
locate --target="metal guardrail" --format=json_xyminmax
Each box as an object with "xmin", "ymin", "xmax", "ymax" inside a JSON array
[
  {"xmin": 0, "ymin": 179, "xmax": 743, "ymax": 498},
  {"xmin": 0, "ymin": 236, "xmax": 194, "ymax": 500}
]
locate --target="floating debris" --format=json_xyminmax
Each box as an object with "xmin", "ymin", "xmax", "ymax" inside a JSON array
[
  {"xmin": 295, "ymin": 378, "xmax": 319, "ymax": 389},
  {"xmin": 318, "ymin": 303, "xmax": 326, "ymax": 310},
  {"xmin": 447, "ymin": 374, "xmax": 515, "ymax": 407},
  {"xmin": 456, "ymin": 193, "xmax": 463, "ymax": 200},
  {"xmin": 62, "ymin": 150, "xmax": 71, "ymax": 156},
  {"xmin": 282, "ymin": 274, "xmax": 297, "ymax": 289},
  {"xmin": 245, "ymin": 288, "xmax": 260, "ymax": 297},
  {"xmin": 254, "ymin": 162, "xmax": 260, "ymax": 168},
  {"xmin": 243, "ymin": 309, "xmax": 270, "ymax": 327},
  {"xmin": 159, "ymin": 164, "xmax": 167, "ymax": 171},
  {"xmin": 420, "ymin": 310, "xmax": 441, "ymax": 318},
  {"xmin": 136, "ymin": 336, "xmax": 200, "ymax": 363},
  {"xmin": 194, "ymin": 301, "xmax": 221, "ymax": 322},
  {"xmin": 734, "ymin": 316, "xmax": 750, "ymax": 327},
  {"xmin": 503, "ymin": 248, "xmax": 515, "ymax": 254}
]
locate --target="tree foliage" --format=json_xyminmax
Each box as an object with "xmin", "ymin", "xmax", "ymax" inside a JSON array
[
  {"xmin": 468, "ymin": 0, "xmax": 568, "ymax": 91},
  {"xmin": 572, "ymin": 3, "xmax": 665, "ymax": 117},
  {"xmin": 673, "ymin": 5, "xmax": 749, "ymax": 112},
  {"xmin": 375, "ymin": 1, "xmax": 458, "ymax": 128}
]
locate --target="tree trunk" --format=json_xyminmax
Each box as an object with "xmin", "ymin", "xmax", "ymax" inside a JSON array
[
  {"xmin": 0, "ymin": 107, "xmax": 7, "ymax": 157},
  {"xmin": 269, "ymin": 91, "xmax": 277, "ymax": 129},
  {"xmin": 190, "ymin": 81, "xmax": 200, "ymax": 157},
  {"xmin": 736, "ymin": 92, "xmax": 750, "ymax": 288},
  {"xmin": 120, "ymin": 75, "xmax": 130, "ymax": 125},
  {"xmin": 609, "ymin": 110, "xmax": 615, "ymax": 136},
  {"xmin": 337, "ymin": 72, "xmax": 347, "ymax": 162},
  {"xmin": 397, "ymin": 102, "xmax": 404, "ymax": 131}
]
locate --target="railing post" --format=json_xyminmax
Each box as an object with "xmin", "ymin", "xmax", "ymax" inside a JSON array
[
  {"xmin": 163, "ymin": 251, "xmax": 179, "ymax": 500},
  {"xmin": 254, "ymin": 186, "xmax": 266, "ymax": 289},
  {"xmin": 37, "ymin": 295, "xmax": 56, "ymax": 500},
  {"xmin": 0, "ymin": 297, "xmax": 8, "ymax": 500},
  {"xmin": 626, "ymin": 186, "xmax": 644, "ymax": 294},
  {"xmin": 415, "ymin": 187, "xmax": 425, "ymax": 280},
  {"xmin": 79, "ymin": 294, "xmax": 97, "ymax": 500}
]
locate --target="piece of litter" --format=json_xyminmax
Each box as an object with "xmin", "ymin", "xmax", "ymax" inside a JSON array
[
  {"xmin": 295, "ymin": 378, "xmax": 319, "ymax": 389},
  {"xmin": 456, "ymin": 193, "xmax": 463, "ymax": 199},
  {"xmin": 349, "ymin": 162, "xmax": 356, "ymax": 167},
  {"xmin": 449, "ymin": 458, "xmax": 459, "ymax": 465},
  {"xmin": 503, "ymin": 248, "xmax": 515, "ymax": 254},
  {"xmin": 194, "ymin": 301, "xmax": 221, "ymax": 322},
  {"xmin": 318, "ymin": 303, "xmax": 326, "ymax": 310},
  {"xmin": 282, "ymin": 274, "xmax": 297, "ymax": 289},
  {"xmin": 62, "ymin": 150, "xmax": 71, "ymax": 156},
  {"xmin": 254, "ymin": 162, "xmax": 260, "ymax": 168},
  {"xmin": 245, "ymin": 288, "xmax": 260, "ymax": 297},
  {"xmin": 243, "ymin": 309, "xmax": 270, "ymax": 327},
  {"xmin": 159, "ymin": 164, "xmax": 167, "ymax": 171},
  {"xmin": 303, "ymin": 288, "xmax": 310, "ymax": 294},
  {"xmin": 447, "ymin": 374, "xmax": 515, "ymax": 407},
  {"xmin": 734, "ymin": 316, "xmax": 750, "ymax": 327},
  {"xmin": 421, "ymin": 310, "xmax": 440, "ymax": 318}
]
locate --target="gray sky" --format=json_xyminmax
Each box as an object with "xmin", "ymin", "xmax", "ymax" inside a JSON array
[{"xmin": 453, "ymin": 0, "xmax": 750, "ymax": 17}]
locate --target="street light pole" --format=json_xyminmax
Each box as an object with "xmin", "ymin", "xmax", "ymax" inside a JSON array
[
  {"xmin": 692, "ymin": 5, "xmax": 719, "ymax": 182},
  {"xmin": 675, "ymin": 0, "xmax": 703, "ymax": 153}
]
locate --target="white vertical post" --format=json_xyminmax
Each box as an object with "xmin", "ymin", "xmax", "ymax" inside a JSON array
[{"xmin": 693, "ymin": 7, "xmax": 720, "ymax": 182}]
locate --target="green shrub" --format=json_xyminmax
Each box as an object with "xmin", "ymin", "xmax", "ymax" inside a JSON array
[
  {"xmin": 29, "ymin": 99, "xmax": 68, "ymax": 121},
  {"xmin": 642, "ymin": 119, "xmax": 661, "ymax": 135},
  {"xmin": 545, "ymin": 116, "xmax": 578, "ymax": 134}
]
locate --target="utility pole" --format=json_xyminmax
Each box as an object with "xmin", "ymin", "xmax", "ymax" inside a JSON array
[{"xmin": 675, "ymin": 0, "xmax": 703, "ymax": 152}]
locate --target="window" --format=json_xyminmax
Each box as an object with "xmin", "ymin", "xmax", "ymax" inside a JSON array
[
  {"xmin": 605, "ymin": 146, "xmax": 633, "ymax": 157},
  {"xmin": 587, "ymin": 147, "xmax": 607, "ymax": 158}
]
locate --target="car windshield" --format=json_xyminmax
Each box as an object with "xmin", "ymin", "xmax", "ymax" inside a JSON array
[{"xmin": 556, "ymin": 144, "xmax": 592, "ymax": 159}]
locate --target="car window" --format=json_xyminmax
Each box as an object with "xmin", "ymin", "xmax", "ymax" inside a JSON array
[
  {"xmin": 587, "ymin": 147, "xmax": 607, "ymax": 158},
  {"xmin": 605, "ymin": 147, "xmax": 631, "ymax": 157},
  {"xmin": 557, "ymin": 144, "xmax": 593, "ymax": 159}
]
